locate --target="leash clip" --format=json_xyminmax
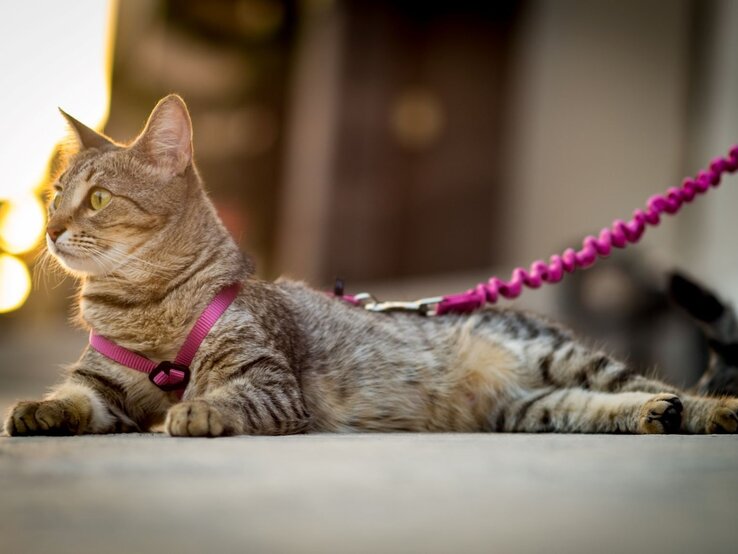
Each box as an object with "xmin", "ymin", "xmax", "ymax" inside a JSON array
[{"xmin": 353, "ymin": 292, "xmax": 443, "ymax": 316}]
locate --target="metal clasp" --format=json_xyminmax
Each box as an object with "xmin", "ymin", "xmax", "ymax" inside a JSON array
[{"xmin": 353, "ymin": 292, "xmax": 442, "ymax": 316}]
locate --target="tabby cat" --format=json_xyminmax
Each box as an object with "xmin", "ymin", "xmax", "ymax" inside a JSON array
[{"xmin": 5, "ymin": 95, "xmax": 738, "ymax": 437}]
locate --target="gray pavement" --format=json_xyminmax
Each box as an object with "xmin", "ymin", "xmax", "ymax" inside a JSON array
[{"xmin": 1, "ymin": 433, "xmax": 737, "ymax": 554}]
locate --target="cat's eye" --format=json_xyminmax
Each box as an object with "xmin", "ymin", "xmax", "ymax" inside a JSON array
[
  {"xmin": 89, "ymin": 187, "xmax": 112, "ymax": 210},
  {"xmin": 51, "ymin": 191, "xmax": 61, "ymax": 210}
]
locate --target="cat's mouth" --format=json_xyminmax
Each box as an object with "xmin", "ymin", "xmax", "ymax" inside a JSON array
[{"xmin": 47, "ymin": 236, "xmax": 105, "ymax": 275}]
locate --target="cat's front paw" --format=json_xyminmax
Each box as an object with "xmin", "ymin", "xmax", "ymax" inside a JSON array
[
  {"xmin": 165, "ymin": 400, "xmax": 226, "ymax": 437},
  {"xmin": 638, "ymin": 394, "xmax": 683, "ymax": 434},
  {"xmin": 4, "ymin": 399, "xmax": 90, "ymax": 436},
  {"xmin": 706, "ymin": 399, "xmax": 738, "ymax": 433}
]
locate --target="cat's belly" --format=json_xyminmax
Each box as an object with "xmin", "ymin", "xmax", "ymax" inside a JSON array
[
  {"xmin": 300, "ymin": 333, "xmax": 522, "ymax": 433},
  {"xmin": 285, "ymin": 284, "xmax": 526, "ymax": 432}
]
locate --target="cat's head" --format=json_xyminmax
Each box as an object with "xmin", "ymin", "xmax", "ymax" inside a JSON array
[{"xmin": 47, "ymin": 94, "xmax": 200, "ymax": 277}]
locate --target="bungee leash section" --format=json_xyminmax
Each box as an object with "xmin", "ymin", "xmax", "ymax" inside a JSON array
[{"xmin": 337, "ymin": 144, "xmax": 738, "ymax": 316}]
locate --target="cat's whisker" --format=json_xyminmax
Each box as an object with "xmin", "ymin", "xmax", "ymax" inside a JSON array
[
  {"xmin": 33, "ymin": 248, "xmax": 69, "ymax": 291},
  {"xmin": 90, "ymin": 237, "xmax": 177, "ymax": 275},
  {"xmin": 92, "ymin": 247, "xmax": 172, "ymax": 283},
  {"xmin": 90, "ymin": 252, "xmax": 117, "ymax": 278},
  {"xmin": 66, "ymin": 240, "xmax": 168, "ymax": 280},
  {"xmin": 117, "ymin": 255, "xmax": 176, "ymax": 279},
  {"xmin": 79, "ymin": 247, "xmax": 129, "ymax": 280}
]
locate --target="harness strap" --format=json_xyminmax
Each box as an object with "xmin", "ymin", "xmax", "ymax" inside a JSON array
[{"xmin": 89, "ymin": 283, "xmax": 241, "ymax": 397}]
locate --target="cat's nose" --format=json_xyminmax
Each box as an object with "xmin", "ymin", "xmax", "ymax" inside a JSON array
[{"xmin": 47, "ymin": 224, "xmax": 66, "ymax": 243}]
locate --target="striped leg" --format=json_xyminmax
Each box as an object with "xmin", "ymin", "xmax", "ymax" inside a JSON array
[
  {"xmin": 494, "ymin": 388, "xmax": 683, "ymax": 434},
  {"xmin": 537, "ymin": 341, "xmax": 680, "ymax": 395},
  {"xmin": 165, "ymin": 358, "xmax": 310, "ymax": 437},
  {"xmin": 530, "ymin": 344, "xmax": 738, "ymax": 434},
  {"xmin": 594, "ymin": 370, "xmax": 738, "ymax": 435},
  {"xmin": 671, "ymin": 395, "xmax": 738, "ymax": 434}
]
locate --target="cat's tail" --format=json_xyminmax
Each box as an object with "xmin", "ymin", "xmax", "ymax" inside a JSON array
[{"xmin": 669, "ymin": 272, "xmax": 738, "ymax": 396}]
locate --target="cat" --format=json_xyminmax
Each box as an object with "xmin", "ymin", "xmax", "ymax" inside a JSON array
[{"xmin": 4, "ymin": 94, "xmax": 738, "ymax": 437}]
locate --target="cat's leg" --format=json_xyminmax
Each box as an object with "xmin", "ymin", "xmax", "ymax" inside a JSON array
[
  {"xmin": 530, "ymin": 337, "xmax": 678, "ymax": 394},
  {"xmin": 493, "ymin": 387, "xmax": 683, "ymax": 434},
  {"xmin": 539, "ymin": 344, "xmax": 738, "ymax": 433},
  {"xmin": 501, "ymin": 313, "xmax": 738, "ymax": 434},
  {"xmin": 4, "ymin": 371, "xmax": 124, "ymax": 436},
  {"xmin": 589, "ymin": 367, "xmax": 738, "ymax": 432},
  {"xmin": 165, "ymin": 356, "xmax": 310, "ymax": 437}
]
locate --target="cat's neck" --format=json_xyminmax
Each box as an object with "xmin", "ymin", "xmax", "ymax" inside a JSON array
[{"xmin": 78, "ymin": 198, "xmax": 249, "ymax": 360}]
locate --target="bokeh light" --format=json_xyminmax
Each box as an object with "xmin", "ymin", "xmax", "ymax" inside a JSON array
[
  {"xmin": 0, "ymin": 194, "xmax": 46, "ymax": 255},
  {"xmin": 390, "ymin": 88, "xmax": 445, "ymax": 151},
  {"xmin": 0, "ymin": 254, "xmax": 31, "ymax": 313}
]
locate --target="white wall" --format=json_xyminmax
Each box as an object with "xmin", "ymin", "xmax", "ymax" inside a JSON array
[
  {"xmin": 678, "ymin": 0, "xmax": 738, "ymax": 304},
  {"xmin": 502, "ymin": 0, "xmax": 691, "ymax": 292}
]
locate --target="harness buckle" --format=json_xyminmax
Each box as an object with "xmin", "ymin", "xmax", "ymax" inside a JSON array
[{"xmin": 149, "ymin": 361, "xmax": 191, "ymax": 392}]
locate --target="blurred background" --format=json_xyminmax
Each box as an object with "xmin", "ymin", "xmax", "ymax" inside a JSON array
[{"xmin": 1, "ymin": 0, "xmax": 738, "ymax": 414}]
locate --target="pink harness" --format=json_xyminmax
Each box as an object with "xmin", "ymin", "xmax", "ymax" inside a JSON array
[
  {"xmin": 89, "ymin": 283, "xmax": 241, "ymax": 397},
  {"xmin": 339, "ymin": 144, "xmax": 738, "ymax": 316}
]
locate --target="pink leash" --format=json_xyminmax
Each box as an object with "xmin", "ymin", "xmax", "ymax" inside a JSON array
[
  {"xmin": 339, "ymin": 145, "xmax": 738, "ymax": 316},
  {"xmin": 89, "ymin": 283, "xmax": 241, "ymax": 397}
]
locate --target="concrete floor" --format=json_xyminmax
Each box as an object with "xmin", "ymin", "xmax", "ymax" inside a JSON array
[{"xmin": 1, "ymin": 433, "xmax": 737, "ymax": 554}]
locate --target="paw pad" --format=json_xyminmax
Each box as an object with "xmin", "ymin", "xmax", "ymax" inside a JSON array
[{"xmin": 639, "ymin": 394, "xmax": 682, "ymax": 434}]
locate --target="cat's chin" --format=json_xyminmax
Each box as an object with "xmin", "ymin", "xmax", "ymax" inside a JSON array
[
  {"xmin": 52, "ymin": 252, "xmax": 103, "ymax": 276},
  {"xmin": 47, "ymin": 241, "xmax": 104, "ymax": 277}
]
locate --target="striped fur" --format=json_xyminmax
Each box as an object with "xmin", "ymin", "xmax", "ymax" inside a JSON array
[{"xmin": 5, "ymin": 95, "xmax": 738, "ymax": 437}]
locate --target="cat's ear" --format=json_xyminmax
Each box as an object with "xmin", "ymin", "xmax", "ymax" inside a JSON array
[
  {"xmin": 132, "ymin": 94, "xmax": 193, "ymax": 176},
  {"xmin": 59, "ymin": 108, "xmax": 115, "ymax": 151}
]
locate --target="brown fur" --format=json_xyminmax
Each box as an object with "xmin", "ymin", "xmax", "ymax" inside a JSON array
[{"xmin": 5, "ymin": 95, "xmax": 738, "ymax": 437}]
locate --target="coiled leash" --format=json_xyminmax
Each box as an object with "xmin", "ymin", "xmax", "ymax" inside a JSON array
[{"xmin": 336, "ymin": 145, "xmax": 738, "ymax": 317}]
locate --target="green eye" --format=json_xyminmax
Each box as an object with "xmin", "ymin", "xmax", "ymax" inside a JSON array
[
  {"xmin": 51, "ymin": 191, "xmax": 61, "ymax": 210},
  {"xmin": 90, "ymin": 188, "xmax": 112, "ymax": 210}
]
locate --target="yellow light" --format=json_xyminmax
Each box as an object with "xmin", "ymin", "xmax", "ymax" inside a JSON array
[
  {"xmin": 0, "ymin": 194, "xmax": 46, "ymax": 255},
  {"xmin": 0, "ymin": 254, "xmax": 32, "ymax": 313}
]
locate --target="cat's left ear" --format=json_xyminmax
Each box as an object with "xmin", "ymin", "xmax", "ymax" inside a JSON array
[{"xmin": 133, "ymin": 94, "xmax": 193, "ymax": 176}]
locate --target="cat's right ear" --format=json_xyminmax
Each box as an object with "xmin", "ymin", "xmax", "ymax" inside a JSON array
[
  {"xmin": 58, "ymin": 108, "xmax": 116, "ymax": 151},
  {"xmin": 131, "ymin": 94, "xmax": 193, "ymax": 177}
]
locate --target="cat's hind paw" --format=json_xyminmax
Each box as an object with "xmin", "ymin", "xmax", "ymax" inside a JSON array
[
  {"xmin": 165, "ymin": 400, "xmax": 226, "ymax": 437},
  {"xmin": 706, "ymin": 399, "xmax": 738, "ymax": 434},
  {"xmin": 638, "ymin": 394, "xmax": 683, "ymax": 434}
]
